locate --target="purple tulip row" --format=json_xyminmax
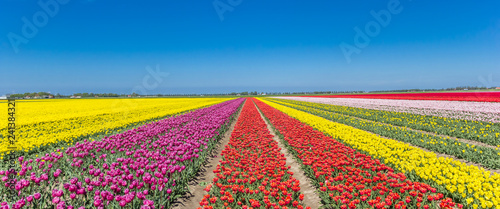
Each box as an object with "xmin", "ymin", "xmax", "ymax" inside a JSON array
[{"xmin": 0, "ymin": 98, "xmax": 244, "ymax": 209}]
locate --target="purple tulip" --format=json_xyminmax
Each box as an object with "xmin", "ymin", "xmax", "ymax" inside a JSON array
[
  {"xmin": 93, "ymin": 199, "xmax": 101, "ymax": 207},
  {"xmin": 0, "ymin": 99, "xmax": 245, "ymax": 209},
  {"xmin": 119, "ymin": 200, "xmax": 127, "ymax": 207}
]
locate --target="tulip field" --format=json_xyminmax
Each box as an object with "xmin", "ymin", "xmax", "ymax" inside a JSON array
[
  {"xmin": 199, "ymin": 99, "xmax": 306, "ymax": 209},
  {"xmin": 1, "ymin": 94, "xmax": 500, "ymax": 209},
  {"xmin": 0, "ymin": 98, "xmax": 232, "ymax": 155},
  {"xmin": 0, "ymin": 98, "xmax": 241, "ymax": 209},
  {"xmin": 304, "ymin": 92, "xmax": 500, "ymax": 102}
]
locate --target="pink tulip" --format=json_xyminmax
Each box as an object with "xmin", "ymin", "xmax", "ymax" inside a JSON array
[{"xmin": 52, "ymin": 197, "xmax": 60, "ymax": 204}]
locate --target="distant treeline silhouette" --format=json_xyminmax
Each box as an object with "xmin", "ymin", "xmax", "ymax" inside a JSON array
[{"xmin": 5, "ymin": 86, "xmax": 495, "ymax": 99}]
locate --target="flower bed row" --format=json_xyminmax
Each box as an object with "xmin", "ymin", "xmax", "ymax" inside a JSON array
[
  {"xmin": 0, "ymin": 98, "xmax": 232, "ymax": 156},
  {"xmin": 303, "ymin": 92, "xmax": 500, "ymax": 103},
  {"xmin": 269, "ymin": 98, "xmax": 500, "ymax": 147},
  {"xmin": 258, "ymin": 98, "xmax": 500, "ymax": 209},
  {"xmin": 279, "ymin": 97, "xmax": 500, "ymax": 123},
  {"xmin": 254, "ymin": 98, "xmax": 461, "ymax": 209},
  {"xmin": 199, "ymin": 99, "xmax": 308, "ymax": 209},
  {"xmin": 267, "ymin": 98, "xmax": 500, "ymax": 169},
  {"xmin": 0, "ymin": 98, "xmax": 244, "ymax": 209}
]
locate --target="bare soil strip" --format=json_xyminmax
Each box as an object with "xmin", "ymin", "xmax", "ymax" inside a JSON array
[
  {"xmin": 172, "ymin": 106, "xmax": 243, "ymax": 209},
  {"xmin": 254, "ymin": 102, "xmax": 323, "ymax": 209}
]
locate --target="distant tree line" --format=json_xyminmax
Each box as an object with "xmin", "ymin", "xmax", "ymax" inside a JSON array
[
  {"xmin": 9, "ymin": 92, "xmax": 54, "ymax": 98},
  {"xmin": 8, "ymin": 92, "xmax": 123, "ymax": 99},
  {"xmin": 72, "ymin": 93, "xmax": 120, "ymax": 97},
  {"xmin": 228, "ymin": 91, "xmax": 259, "ymax": 95},
  {"xmin": 6, "ymin": 86, "xmax": 496, "ymax": 99}
]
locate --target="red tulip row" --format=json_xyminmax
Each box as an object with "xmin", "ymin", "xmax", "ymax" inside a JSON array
[
  {"xmin": 253, "ymin": 98, "xmax": 461, "ymax": 209},
  {"xmin": 199, "ymin": 99, "xmax": 308, "ymax": 209}
]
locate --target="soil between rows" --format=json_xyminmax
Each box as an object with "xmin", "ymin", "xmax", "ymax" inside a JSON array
[
  {"xmin": 254, "ymin": 101, "xmax": 322, "ymax": 209},
  {"xmin": 171, "ymin": 104, "xmax": 243, "ymax": 209},
  {"xmin": 173, "ymin": 98, "xmax": 486, "ymax": 209},
  {"xmin": 172, "ymin": 99, "xmax": 324, "ymax": 209}
]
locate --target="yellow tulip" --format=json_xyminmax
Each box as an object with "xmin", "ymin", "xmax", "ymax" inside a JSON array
[{"xmin": 1, "ymin": 98, "xmax": 231, "ymax": 154}]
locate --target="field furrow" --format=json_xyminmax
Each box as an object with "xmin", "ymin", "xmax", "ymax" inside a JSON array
[
  {"xmin": 258, "ymin": 98, "xmax": 499, "ymax": 209},
  {"xmin": 199, "ymin": 99, "xmax": 308, "ymax": 209}
]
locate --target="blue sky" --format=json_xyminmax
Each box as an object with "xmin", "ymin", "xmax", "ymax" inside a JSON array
[{"xmin": 1, "ymin": 0, "xmax": 499, "ymax": 94}]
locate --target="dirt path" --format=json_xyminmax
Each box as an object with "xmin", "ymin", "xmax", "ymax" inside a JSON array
[
  {"xmin": 171, "ymin": 106, "xmax": 243, "ymax": 209},
  {"xmin": 254, "ymin": 101, "xmax": 323, "ymax": 209}
]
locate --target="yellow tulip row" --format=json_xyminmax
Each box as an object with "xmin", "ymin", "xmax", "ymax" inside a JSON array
[
  {"xmin": 270, "ymin": 98, "xmax": 500, "ymax": 146},
  {"xmin": 0, "ymin": 98, "xmax": 231, "ymax": 155},
  {"xmin": 258, "ymin": 98, "xmax": 500, "ymax": 209},
  {"xmin": 266, "ymin": 98, "xmax": 500, "ymax": 169}
]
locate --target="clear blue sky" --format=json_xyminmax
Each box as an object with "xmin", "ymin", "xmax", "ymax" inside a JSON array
[{"xmin": 1, "ymin": 0, "xmax": 499, "ymax": 94}]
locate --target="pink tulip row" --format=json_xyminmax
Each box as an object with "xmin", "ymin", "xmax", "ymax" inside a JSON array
[
  {"xmin": 0, "ymin": 98, "xmax": 244, "ymax": 209},
  {"xmin": 278, "ymin": 97, "xmax": 500, "ymax": 123}
]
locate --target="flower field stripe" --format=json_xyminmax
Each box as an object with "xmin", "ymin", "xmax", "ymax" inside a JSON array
[
  {"xmin": 303, "ymin": 92, "xmax": 500, "ymax": 102},
  {"xmin": 257, "ymin": 98, "xmax": 500, "ymax": 209},
  {"xmin": 254, "ymin": 100, "xmax": 323, "ymax": 208},
  {"xmin": 266, "ymin": 98, "xmax": 500, "ymax": 170},
  {"xmin": 199, "ymin": 99, "xmax": 308, "ymax": 209},
  {"xmin": 278, "ymin": 97, "xmax": 500, "ymax": 123},
  {"xmin": 273, "ymin": 97, "xmax": 500, "ymax": 147},
  {"xmin": 253, "ymin": 98, "xmax": 460, "ymax": 209},
  {"xmin": 270, "ymin": 98, "xmax": 500, "ymax": 148},
  {"xmin": 0, "ymin": 98, "xmax": 233, "ymax": 156},
  {"xmin": 0, "ymin": 98, "xmax": 244, "ymax": 209},
  {"xmin": 170, "ymin": 103, "xmax": 244, "ymax": 209}
]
